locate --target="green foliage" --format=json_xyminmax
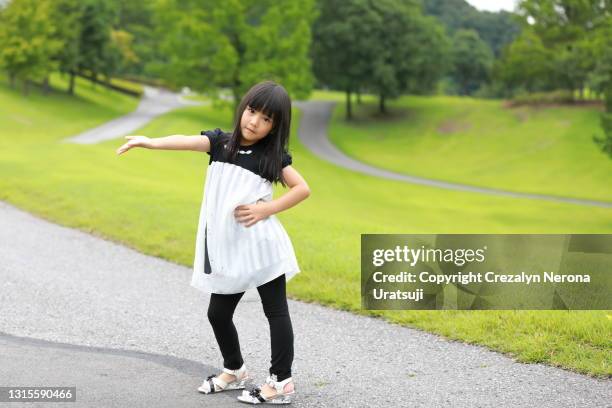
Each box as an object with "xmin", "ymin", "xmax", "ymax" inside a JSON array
[
  {"xmin": 114, "ymin": 1, "xmax": 156, "ymax": 76},
  {"xmin": 508, "ymin": 0, "xmax": 611, "ymax": 157},
  {"xmin": 149, "ymin": 0, "xmax": 234, "ymax": 96},
  {"xmin": 239, "ymin": 0, "xmax": 317, "ymax": 100},
  {"xmin": 593, "ymin": 112, "xmax": 612, "ymax": 158},
  {"xmin": 450, "ymin": 29, "xmax": 493, "ymax": 95},
  {"xmin": 0, "ymin": 0, "xmax": 138, "ymax": 95},
  {"xmin": 150, "ymin": 0, "xmax": 317, "ymax": 113},
  {"xmin": 588, "ymin": 18, "xmax": 612, "ymax": 97},
  {"xmin": 0, "ymin": 0, "xmax": 62, "ymax": 92},
  {"xmin": 422, "ymin": 0, "xmax": 520, "ymax": 57},
  {"xmin": 77, "ymin": 0, "xmax": 120, "ymax": 81},
  {"xmin": 593, "ymin": 84, "xmax": 612, "ymax": 158},
  {"xmin": 48, "ymin": 0, "xmax": 83, "ymax": 80},
  {"xmin": 495, "ymin": 29, "xmax": 555, "ymax": 93},
  {"xmin": 311, "ymin": 0, "xmax": 381, "ymax": 118},
  {"xmin": 312, "ymin": 0, "xmax": 450, "ymax": 116},
  {"xmin": 497, "ymin": 0, "xmax": 611, "ymax": 97},
  {"xmin": 510, "ymin": 90, "xmax": 575, "ymax": 106}
]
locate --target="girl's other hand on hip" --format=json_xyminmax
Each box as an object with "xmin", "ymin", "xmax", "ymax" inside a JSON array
[{"xmin": 234, "ymin": 201, "xmax": 271, "ymax": 227}]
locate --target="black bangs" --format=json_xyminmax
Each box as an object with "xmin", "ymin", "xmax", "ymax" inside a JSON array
[{"xmin": 245, "ymin": 85, "xmax": 285, "ymax": 122}]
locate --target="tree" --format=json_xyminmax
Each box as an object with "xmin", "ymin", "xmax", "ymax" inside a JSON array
[
  {"xmin": 591, "ymin": 19, "xmax": 612, "ymax": 158},
  {"xmin": 450, "ymin": 29, "xmax": 493, "ymax": 95},
  {"xmin": 495, "ymin": 29, "xmax": 555, "ymax": 93},
  {"xmin": 515, "ymin": 0, "xmax": 610, "ymax": 96},
  {"xmin": 312, "ymin": 0, "xmax": 449, "ymax": 118},
  {"xmin": 368, "ymin": 0, "xmax": 450, "ymax": 114},
  {"xmin": 311, "ymin": 0, "xmax": 382, "ymax": 119},
  {"xmin": 99, "ymin": 29, "xmax": 138, "ymax": 85},
  {"xmin": 404, "ymin": 14, "xmax": 450, "ymax": 95},
  {"xmin": 0, "ymin": 0, "xmax": 62, "ymax": 95},
  {"xmin": 115, "ymin": 0, "xmax": 155, "ymax": 77},
  {"xmin": 77, "ymin": 0, "xmax": 120, "ymax": 87},
  {"xmin": 48, "ymin": 0, "xmax": 83, "ymax": 94},
  {"xmin": 508, "ymin": 0, "xmax": 612, "ymax": 157},
  {"xmin": 151, "ymin": 0, "xmax": 317, "ymax": 118},
  {"xmin": 422, "ymin": 0, "xmax": 520, "ymax": 57}
]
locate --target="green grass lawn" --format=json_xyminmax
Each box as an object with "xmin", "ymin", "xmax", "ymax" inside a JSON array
[
  {"xmin": 322, "ymin": 92, "xmax": 612, "ymax": 203},
  {"xmin": 0, "ymin": 77, "xmax": 610, "ymax": 377}
]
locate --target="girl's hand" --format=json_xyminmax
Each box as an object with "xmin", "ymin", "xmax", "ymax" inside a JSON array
[
  {"xmin": 116, "ymin": 135, "xmax": 153, "ymax": 155},
  {"xmin": 234, "ymin": 200, "xmax": 272, "ymax": 227}
]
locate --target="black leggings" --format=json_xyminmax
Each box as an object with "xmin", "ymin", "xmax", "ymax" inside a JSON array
[{"xmin": 207, "ymin": 274, "xmax": 294, "ymax": 381}]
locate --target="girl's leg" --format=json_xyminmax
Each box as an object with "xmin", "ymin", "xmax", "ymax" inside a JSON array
[
  {"xmin": 256, "ymin": 274, "xmax": 294, "ymax": 382},
  {"xmin": 207, "ymin": 291, "xmax": 245, "ymax": 370}
]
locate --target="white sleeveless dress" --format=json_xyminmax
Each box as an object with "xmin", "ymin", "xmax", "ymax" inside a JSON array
[{"xmin": 191, "ymin": 129, "xmax": 300, "ymax": 294}]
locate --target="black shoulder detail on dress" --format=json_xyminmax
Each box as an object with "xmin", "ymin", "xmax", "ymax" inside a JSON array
[
  {"xmin": 201, "ymin": 128, "xmax": 231, "ymax": 160},
  {"xmin": 282, "ymin": 150, "xmax": 292, "ymax": 168},
  {"xmin": 200, "ymin": 128, "xmax": 226, "ymax": 138}
]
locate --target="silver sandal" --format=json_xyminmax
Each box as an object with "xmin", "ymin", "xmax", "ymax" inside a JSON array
[
  {"xmin": 198, "ymin": 363, "xmax": 251, "ymax": 394},
  {"xmin": 237, "ymin": 374, "xmax": 295, "ymax": 404}
]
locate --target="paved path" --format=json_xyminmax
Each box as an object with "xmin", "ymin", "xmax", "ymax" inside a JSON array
[
  {"xmin": 294, "ymin": 100, "xmax": 612, "ymax": 209},
  {"xmin": 63, "ymin": 86, "xmax": 203, "ymax": 144},
  {"xmin": 63, "ymin": 89, "xmax": 611, "ymax": 209},
  {"xmin": 1, "ymin": 200, "xmax": 610, "ymax": 407}
]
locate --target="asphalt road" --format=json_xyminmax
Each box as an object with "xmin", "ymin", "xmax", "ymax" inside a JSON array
[
  {"xmin": 1, "ymin": 200, "xmax": 610, "ymax": 407},
  {"xmin": 63, "ymin": 86, "xmax": 203, "ymax": 145}
]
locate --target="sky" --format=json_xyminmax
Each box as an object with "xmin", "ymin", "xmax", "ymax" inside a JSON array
[{"xmin": 465, "ymin": 0, "xmax": 517, "ymax": 12}]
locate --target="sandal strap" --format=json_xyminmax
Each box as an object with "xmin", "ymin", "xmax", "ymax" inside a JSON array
[
  {"xmin": 265, "ymin": 375, "xmax": 293, "ymax": 393},
  {"xmin": 213, "ymin": 376, "xmax": 228, "ymax": 389},
  {"xmin": 222, "ymin": 363, "xmax": 246, "ymax": 378},
  {"xmin": 249, "ymin": 387, "xmax": 267, "ymax": 403},
  {"xmin": 206, "ymin": 376, "xmax": 217, "ymax": 393}
]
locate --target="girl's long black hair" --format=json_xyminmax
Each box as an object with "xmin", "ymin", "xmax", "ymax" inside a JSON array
[{"xmin": 227, "ymin": 80, "xmax": 292, "ymax": 187}]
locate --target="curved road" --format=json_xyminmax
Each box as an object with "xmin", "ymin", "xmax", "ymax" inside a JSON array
[
  {"xmin": 64, "ymin": 85, "xmax": 203, "ymax": 144},
  {"xmin": 65, "ymin": 90, "xmax": 611, "ymax": 209},
  {"xmin": 294, "ymin": 100, "xmax": 612, "ymax": 209}
]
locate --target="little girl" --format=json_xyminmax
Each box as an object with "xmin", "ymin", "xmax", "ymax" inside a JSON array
[{"xmin": 116, "ymin": 80, "xmax": 311, "ymax": 405}]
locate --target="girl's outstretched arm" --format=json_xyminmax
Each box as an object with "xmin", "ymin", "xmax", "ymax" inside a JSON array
[{"xmin": 116, "ymin": 134, "xmax": 210, "ymax": 155}]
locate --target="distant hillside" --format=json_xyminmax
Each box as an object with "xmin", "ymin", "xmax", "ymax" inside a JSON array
[{"xmin": 422, "ymin": 0, "xmax": 521, "ymax": 56}]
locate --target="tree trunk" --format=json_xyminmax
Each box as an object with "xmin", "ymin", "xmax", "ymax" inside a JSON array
[
  {"xmin": 594, "ymin": 82, "xmax": 612, "ymax": 159},
  {"xmin": 357, "ymin": 90, "xmax": 362, "ymax": 104},
  {"xmin": 345, "ymin": 89, "xmax": 352, "ymax": 120},
  {"xmin": 68, "ymin": 71, "xmax": 75, "ymax": 95},
  {"xmin": 22, "ymin": 79, "xmax": 29, "ymax": 96},
  {"xmin": 232, "ymin": 86, "xmax": 241, "ymax": 125},
  {"xmin": 42, "ymin": 76, "xmax": 50, "ymax": 95},
  {"xmin": 9, "ymin": 72, "xmax": 16, "ymax": 88},
  {"xmin": 379, "ymin": 94, "xmax": 386, "ymax": 114}
]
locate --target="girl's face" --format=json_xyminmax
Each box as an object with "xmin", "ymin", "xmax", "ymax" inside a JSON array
[{"xmin": 240, "ymin": 105, "xmax": 274, "ymax": 145}]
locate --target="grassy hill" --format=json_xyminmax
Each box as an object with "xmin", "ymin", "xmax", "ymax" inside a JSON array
[{"xmin": 323, "ymin": 93, "xmax": 612, "ymax": 203}]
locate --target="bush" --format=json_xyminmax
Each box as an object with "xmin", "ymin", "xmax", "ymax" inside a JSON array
[
  {"xmin": 510, "ymin": 90, "xmax": 575, "ymax": 106},
  {"xmin": 593, "ymin": 112, "xmax": 612, "ymax": 158}
]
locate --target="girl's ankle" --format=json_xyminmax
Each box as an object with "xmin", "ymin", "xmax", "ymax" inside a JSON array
[
  {"xmin": 282, "ymin": 381, "xmax": 294, "ymax": 394},
  {"xmin": 269, "ymin": 375, "xmax": 294, "ymax": 394},
  {"xmin": 219, "ymin": 372, "xmax": 236, "ymax": 382}
]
